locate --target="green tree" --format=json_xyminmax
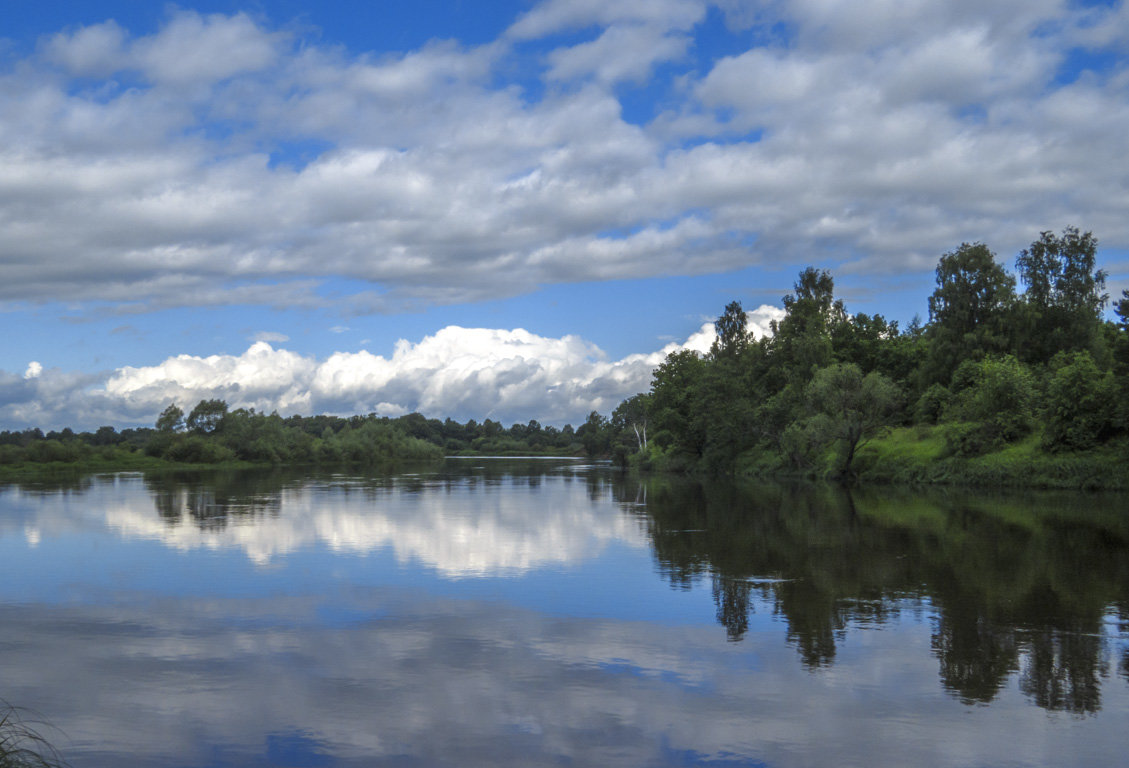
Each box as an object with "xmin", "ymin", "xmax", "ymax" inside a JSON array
[
  {"xmin": 769, "ymin": 267, "xmax": 846, "ymax": 382},
  {"xmin": 803, "ymin": 362, "xmax": 902, "ymax": 477},
  {"xmin": 578, "ymin": 410, "xmax": 611, "ymax": 456},
  {"xmin": 186, "ymin": 399, "xmax": 228, "ymax": 434},
  {"xmin": 155, "ymin": 403, "xmax": 184, "ymax": 432},
  {"xmin": 926, "ymin": 243, "xmax": 1016, "ymax": 381},
  {"xmin": 612, "ymin": 393, "xmax": 651, "ymax": 452},
  {"xmin": 1116, "ymin": 290, "xmax": 1129, "ymax": 330},
  {"xmin": 1040, "ymin": 351, "xmax": 1116, "ymax": 451},
  {"xmin": 1015, "ymin": 227, "xmax": 1107, "ymax": 363},
  {"xmin": 709, "ymin": 300, "xmax": 749, "ymax": 360},
  {"xmin": 943, "ymin": 355, "xmax": 1035, "ymax": 455},
  {"xmin": 648, "ymin": 349, "xmax": 708, "ymax": 458}
]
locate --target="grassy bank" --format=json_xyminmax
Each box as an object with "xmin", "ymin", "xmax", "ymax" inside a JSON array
[
  {"xmin": 630, "ymin": 425, "xmax": 1129, "ymax": 491},
  {"xmin": 851, "ymin": 426, "xmax": 1129, "ymax": 490},
  {"xmin": 0, "ymin": 452, "xmax": 264, "ymax": 482}
]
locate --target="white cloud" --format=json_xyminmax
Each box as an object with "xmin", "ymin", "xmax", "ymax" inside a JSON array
[
  {"xmin": 252, "ymin": 331, "xmax": 290, "ymax": 343},
  {"xmin": 0, "ymin": 1, "xmax": 1127, "ymax": 316},
  {"xmin": 131, "ymin": 12, "xmax": 285, "ymax": 85},
  {"xmin": 506, "ymin": 0, "xmax": 706, "ymax": 40},
  {"xmin": 546, "ymin": 24, "xmax": 692, "ymax": 85},
  {"xmin": 0, "ymin": 309, "xmax": 782, "ymax": 430},
  {"xmin": 42, "ymin": 20, "xmax": 127, "ymax": 76},
  {"xmin": 24, "ymin": 362, "xmax": 42, "ymax": 379}
]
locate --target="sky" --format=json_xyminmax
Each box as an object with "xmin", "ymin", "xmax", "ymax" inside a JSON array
[{"xmin": 1, "ymin": 0, "xmax": 1128, "ymax": 430}]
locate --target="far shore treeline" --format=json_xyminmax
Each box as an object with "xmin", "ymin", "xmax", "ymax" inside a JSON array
[{"xmin": 4, "ymin": 227, "xmax": 1129, "ymax": 489}]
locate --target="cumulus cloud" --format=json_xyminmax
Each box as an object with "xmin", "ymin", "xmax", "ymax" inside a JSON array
[
  {"xmin": 0, "ymin": 307, "xmax": 783, "ymax": 430},
  {"xmin": 0, "ymin": 2, "xmax": 1125, "ymax": 315},
  {"xmin": 43, "ymin": 11, "xmax": 285, "ymax": 83}
]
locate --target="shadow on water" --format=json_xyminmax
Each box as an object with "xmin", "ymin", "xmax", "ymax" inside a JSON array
[{"xmin": 610, "ymin": 474, "xmax": 1129, "ymax": 715}]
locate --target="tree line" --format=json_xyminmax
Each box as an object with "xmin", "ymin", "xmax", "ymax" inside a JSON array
[
  {"xmin": 0, "ymin": 402, "xmax": 596, "ymax": 468},
  {"xmin": 583, "ymin": 227, "xmax": 1129, "ymax": 479}
]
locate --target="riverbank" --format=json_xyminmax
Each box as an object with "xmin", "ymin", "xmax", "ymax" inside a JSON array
[
  {"xmin": 629, "ymin": 425, "xmax": 1129, "ymax": 491},
  {"xmin": 851, "ymin": 427, "xmax": 1129, "ymax": 490},
  {"xmin": 0, "ymin": 451, "xmax": 263, "ymax": 481},
  {"xmin": 743, "ymin": 425, "xmax": 1129, "ymax": 491}
]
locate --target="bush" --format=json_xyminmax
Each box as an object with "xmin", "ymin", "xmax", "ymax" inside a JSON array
[
  {"xmin": 943, "ymin": 356, "xmax": 1035, "ymax": 455},
  {"xmin": 163, "ymin": 435, "xmax": 237, "ymax": 463},
  {"xmin": 913, "ymin": 383, "xmax": 951, "ymax": 424},
  {"xmin": 1040, "ymin": 351, "xmax": 1116, "ymax": 451},
  {"xmin": 780, "ymin": 416, "xmax": 830, "ymax": 470}
]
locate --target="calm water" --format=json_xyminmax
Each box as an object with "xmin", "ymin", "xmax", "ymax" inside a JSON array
[{"xmin": 1, "ymin": 460, "xmax": 1127, "ymax": 767}]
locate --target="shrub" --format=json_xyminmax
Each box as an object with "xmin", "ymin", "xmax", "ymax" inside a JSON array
[
  {"xmin": 1040, "ymin": 351, "xmax": 1116, "ymax": 451},
  {"xmin": 913, "ymin": 383, "xmax": 951, "ymax": 424},
  {"xmin": 944, "ymin": 355, "xmax": 1035, "ymax": 455}
]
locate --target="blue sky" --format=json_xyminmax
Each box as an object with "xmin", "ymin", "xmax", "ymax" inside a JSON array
[{"xmin": 2, "ymin": 0, "xmax": 1128, "ymax": 429}]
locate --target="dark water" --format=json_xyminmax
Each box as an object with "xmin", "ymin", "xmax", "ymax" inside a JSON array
[{"xmin": 1, "ymin": 460, "xmax": 1127, "ymax": 767}]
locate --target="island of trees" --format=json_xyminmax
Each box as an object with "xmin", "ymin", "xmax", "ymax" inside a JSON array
[{"xmin": 2, "ymin": 227, "xmax": 1127, "ymax": 489}]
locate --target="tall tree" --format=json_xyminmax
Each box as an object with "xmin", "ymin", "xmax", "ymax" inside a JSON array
[
  {"xmin": 710, "ymin": 300, "xmax": 749, "ymax": 360},
  {"xmin": 769, "ymin": 267, "xmax": 847, "ymax": 383},
  {"xmin": 925, "ymin": 243, "xmax": 1016, "ymax": 382},
  {"xmin": 155, "ymin": 403, "xmax": 184, "ymax": 433},
  {"xmin": 1015, "ymin": 227, "xmax": 1107, "ymax": 362},
  {"xmin": 649, "ymin": 349, "xmax": 708, "ymax": 458},
  {"xmin": 186, "ymin": 399, "xmax": 228, "ymax": 434},
  {"xmin": 612, "ymin": 393, "xmax": 651, "ymax": 452}
]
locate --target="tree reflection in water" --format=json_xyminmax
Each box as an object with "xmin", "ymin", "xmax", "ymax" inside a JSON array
[
  {"xmin": 614, "ymin": 475, "xmax": 1129, "ymax": 715},
  {"xmin": 123, "ymin": 465, "xmax": 1129, "ymax": 717}
]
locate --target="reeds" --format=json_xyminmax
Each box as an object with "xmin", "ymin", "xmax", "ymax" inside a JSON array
[{"xmin": 0, "ymin": 704, "xmax": 67, "ymax": 768}]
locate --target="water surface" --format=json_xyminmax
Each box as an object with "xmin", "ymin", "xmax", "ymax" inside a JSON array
[{"xmin": 1, "ymin": 461, "xmax": 1127, "ymax": 766}]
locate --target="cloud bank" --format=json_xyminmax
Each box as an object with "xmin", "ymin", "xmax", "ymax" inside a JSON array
[
  {"xmin": 0, "ymin": 306, "xmax": 784, "ymax": 430},
  {"xmin": 1, "ymin": 2, "xmax": 1127, "ymax": 314}
]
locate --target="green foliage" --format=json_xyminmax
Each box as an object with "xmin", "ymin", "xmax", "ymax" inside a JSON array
[
  {"xmin": 926, "ymin": 242, "xmax": 1016, "ymax": 382},
  {"xmin": 768, "ymin": 267, "xmax": 844, "ymax": 383},
  {"xmin": 155, "ymin": 403, "xmax": 184, "ymax": 433},
  {"xmin": 913, "ymin": 383, "xmax": 951, "ymax": 424},
  {"xmin": 163, "ymin": 434, "xmax": 238, "ymax": 463},
  {"xmin": 648, "ymin": 349, "xmax": 708, "ymax": 459},
  {"xmin": 943, "ymin": 356, "xmax": 1035, "ymax": 455},
  {"xmin": 586, "ymin": 229, "xmax": 1127, "ymax": 483},
  {"xmin": 1040, "ymin": 351, "xmax": 1116, "ymax": 451},
  {"xmin": 709, "ymin": 300, "xmax": 749, "ymax": 359},
  {"xmin": 577, "ymin": 411, "xmax": 612, "ymax": 457},
  {"xmin": 1116, "ymin": 289, "xmax": 1129, "ymax": 333},
  {"xmin": 856, "ymin": 427, "xmax": 1129, "ymax": 490},
  {"xmin": 186, "ymin": 399, "xmax": 228, "ymax": 434},
  {"xmin": 1015, "ymin": 227, "xmax": 1107, "ymax": 364},
  {"xmin": 611, "ymin": 393, "xmax": 651, "ymax": 453},
  {"xmin": 780, "ymin": 414, "xmax": 831, "ymax": 471},
  {"xmin": 803, "ymin": 363, "xmax": 902, "ymax": 477}
]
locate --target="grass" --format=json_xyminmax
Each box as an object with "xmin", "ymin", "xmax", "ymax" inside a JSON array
[
  {"xmin": 0, "ymin": 705, "xmax": 67, "ymax": 768},
  {"xmin": 853, "ymin": 425, "xmax": 1129, "ymax": 490}
]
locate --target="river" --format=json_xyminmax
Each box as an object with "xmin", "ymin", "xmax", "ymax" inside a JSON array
[{"xmin": 1, "ymin": 459, "xmax": 1126, "ymax": 766}]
